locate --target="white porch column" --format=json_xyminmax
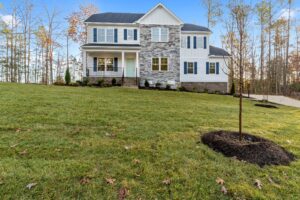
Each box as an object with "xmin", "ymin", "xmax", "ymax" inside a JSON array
[
  {"xmin": 122, "ymin": 51, "xmax": 125, "ymax": 77},
  {"xmin": 136, "ymin": 51, "xmax": 139, "ymax": 77}
]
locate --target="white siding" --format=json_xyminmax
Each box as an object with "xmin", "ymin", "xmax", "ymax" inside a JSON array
[
  {"xmin": 180, "ymin": 57, "xmax": 228, "ymax": 83},
  {"xmin": 180, "ymin": 32, "xmax": 228, "ymax": 83},
  {"xmin": 87, "ymin": 25, "xmax": 140, "ymax": 45},
  {"xmin": 139, "ymin": 6, "xmax": 182, "ymax": 25}
]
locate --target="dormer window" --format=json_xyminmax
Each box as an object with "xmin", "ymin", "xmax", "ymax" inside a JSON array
[{"xmin": 151, "ymin": 27, "xmax": 169, "ymax": 42}]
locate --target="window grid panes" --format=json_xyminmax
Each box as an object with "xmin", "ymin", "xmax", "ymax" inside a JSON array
[
  {"xmin": 106, "ymin": 29, "xmax": 114, "ymax": 43},
  {"xmin": 98, "ymin": 58, "xmax": 105, "ymax": 71},
  {"xmin": 161, "ymin": 28, "xmax": 168, "ymax": 42},
  {"xmin": 98, "ymin": 29, "xmax": 105, "ymax": 43},
  {"xmin": 152, "ymin": 58, "xmax": 159, "ymax": 71},
  {"xmin": 188, "ymin": 62, "xmax": 194, "ymax": 74},
  {"xmin": 127, "ymin": 29, "xmax": 134, "ymax": 41},
  {"xmin": 106, "ymin": 58, "xmax": 114, "ymax": 71},
  {"xmin": 161, "ymin": 58, "xmax": 168, "ymax": 71},
  {"xmin": 210, "ymin": 63, "xmax": 216, "ymax": 74}
]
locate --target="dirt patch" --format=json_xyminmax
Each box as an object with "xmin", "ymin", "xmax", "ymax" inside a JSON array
[
  {"xmin": 255, "ymin": 104, "xmax": 278, "ymax": 109},
  {"xmin": 201, "ymin": 131, "xmax": 295, "ymax": 167}
]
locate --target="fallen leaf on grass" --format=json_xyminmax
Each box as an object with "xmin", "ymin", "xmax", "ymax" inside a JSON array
[
  {"xmin": 19, "ymin": 149, "xmax": 28, "ymax": 156},
  {"xmin": 124, "ymin": 145, "xmax": 132, "ymax": 150},
  {"xmin": 254, "ymin": 179, "xmax": 262, "ymax": 190},
  {"xmin": 118, "ymin": 187, "xmax": 129, "ymax": 200},
  {"xmin": 80, "ymin": 177, "xmax": 91, "ymax": 185},
  {"xmin": 286, "ymin": 140, "xmax": 292, "ymax": 144},
  {"xmin": 221, "ymin": 186, "xmax": 228, "ymax": 194},
  {"xmin": 162, "ymin": 178, "xmax": 171, "ymax": 185},
  {"xmin": 26, "ymin": 183, "xmax": 37, "ymax": 190},
  {"xmin": 16, "ymin": 128, "xmax": 21, "ymax": 133},
  {"xmin": 133, "ymin": 159, "xmax": 141, "ymax": 164},
  {"xmin": 10, "ymin": 143, "xmax": 19, "ymax": 148},
  {"xmin": 216, "ymin": 177, "xmax": 225, "ymax": 185},
  {"xmin": 105, "ymin": 178, "xmax": 116, "ymax": 185}
]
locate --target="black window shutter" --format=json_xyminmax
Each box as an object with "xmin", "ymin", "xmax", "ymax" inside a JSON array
[
  {"xmin": 114, "ymin": 58, "xmax": 118, "ymax": 72},
  {"xmin": 184, "ymin": 62, "xmax": 188, "ymax": 74},
  {"xmin": 194, "ymin": 62, "xmax": 198, "ymax": 74},
  {"xmin": 93, "ymin": 28, "xmax": 97, "ymax": 42},
  {"xmin": 93, "ymin": 57, "xmax": 97, "ymax": 72},
  {"xmin": 194, "ymin": 36, "xmax": 197, "ymax": 49},
  {"xmin": 134, "ymin": 29, "xmax": 138, "ymax": 40},
  {"xmin": 204, "ymin": 36, "xmax": 207, "ymax": 49},
  {"xmin": 124, "ymin": 29, "xmax": 127, "ymax": 40},
  {"xmin": 187, "ymin": 36, "xmax": 190, "ymax": 49},
  {"xmin": 114, "ymin": 29, "xmax": 118, "ymax": 43},
  {"xmin": 216, "ymin": 62, "xmax": 220, "ymax": 74}
]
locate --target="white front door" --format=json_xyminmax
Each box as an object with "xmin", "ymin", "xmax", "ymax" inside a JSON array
[{"xmin": 126, "ymin": 59, "xmax": 136, "ymax": 77}]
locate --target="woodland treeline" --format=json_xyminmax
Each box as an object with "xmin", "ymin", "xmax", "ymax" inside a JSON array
[{"xmin": 0, "ymin": 0, "xmax": 300, "ymax": 95}]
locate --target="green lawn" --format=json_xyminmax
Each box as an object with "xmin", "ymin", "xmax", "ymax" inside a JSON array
[{"xmin": 0, "ymin": 83, "xmax": 299, "ymax": 199}]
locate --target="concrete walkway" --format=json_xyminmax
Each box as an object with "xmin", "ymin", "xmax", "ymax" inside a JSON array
[{"xmin": 247, "ymin": 94, "xmax": 300, "ymax": 108}]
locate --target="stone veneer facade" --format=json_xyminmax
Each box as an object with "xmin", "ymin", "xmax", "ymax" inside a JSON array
[{"xmin": 139, "ymin": 25, "xmax": 181, "ymax": 87}]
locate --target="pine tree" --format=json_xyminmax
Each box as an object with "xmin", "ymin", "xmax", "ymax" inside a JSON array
[{"xmin": 65, "ymin": 67, "xmax": 71, "ymax": 85}]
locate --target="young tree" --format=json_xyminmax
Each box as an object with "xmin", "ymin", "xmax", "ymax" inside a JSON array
[
  {"xmin": 65, "ymin": 67, "xmax": 70, "ymax": 85},
  {"xmin": 231, "ymin": 1, "xmax": 251, "ymax": 140},
  {"xmin": 201, "ymin": 0, "xmax": 222, "ymax": 29}
]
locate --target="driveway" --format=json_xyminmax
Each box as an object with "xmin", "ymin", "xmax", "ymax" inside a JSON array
[{"xmin": 247, "ymin": 94, "xmax": 300, "ymax": 108}]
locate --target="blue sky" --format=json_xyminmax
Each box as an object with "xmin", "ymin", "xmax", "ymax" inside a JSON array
[{"xmin": 1, "ymin": 0, "xmax": 300, "ymax": 58}]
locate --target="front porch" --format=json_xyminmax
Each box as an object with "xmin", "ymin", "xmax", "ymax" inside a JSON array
[{"xmin": 82, "ymin": 48, "xmax": 140, "ymax": 85}]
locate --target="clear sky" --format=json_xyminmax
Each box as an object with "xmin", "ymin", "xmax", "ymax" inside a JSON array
[{"xmin": 1, "ymin": 0, "xmax": 300, "ymax": 58}]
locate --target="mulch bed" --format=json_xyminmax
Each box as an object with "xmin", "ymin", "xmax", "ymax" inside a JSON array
[
  {"xmin": 201, "ymin": 131, "xmax": 295, "ymax": 167},
  {"xmin": 255, "ymin": 104, "xmax": 278, "ymax": 109}
]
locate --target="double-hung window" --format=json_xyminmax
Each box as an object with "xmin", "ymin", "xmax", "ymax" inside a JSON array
[
  {"xmin": 96, "ymin": 28, "xmax": 115, "ymax": 43},
  {"xmin": 188, "ymin": 62, "xmax": 194, "ymax": 74},
  {"xmin": 151, "ymin": 27, "xmax": 169, "ymax": 42},
  {"xmin": 127, "ymin": 29, "xmax": 134, "ymax": 41},
  {"xmin": 106, "ymin": 58, "xmax": 114, "ymax": 71},
  {"xmin": 106, "ymin": 29, "xmax": 114, "ymax": 43},
  {"xmin": 97, "ymin": 58, "xmax": 114, "ymax": 71},
  {"xmin": 206, "ymin": 62, "xmax": 219, "ymax": 74},
  {"xmin": 98, "ymin": 29, "xmax": 105, "ymax": 43},
  {"xmin": 152, "ymin": 58, "xmax": 168, "ymax": 71},
  {"xmin": 98, "ymin": 58, "xmax": 105, "ymax": 71},
  {"xmin": 209, "ymin": 63, "xmax": 216, "ymax": 74}
]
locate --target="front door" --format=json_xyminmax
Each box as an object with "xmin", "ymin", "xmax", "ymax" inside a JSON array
[{"xmin": 126, "ymin": 59, "xmax": 136, "ymax": 77}]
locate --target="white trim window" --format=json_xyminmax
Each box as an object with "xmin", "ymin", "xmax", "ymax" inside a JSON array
[
  {"xmin": 106, "ymin": 29, "xmax": 114, "ymax": 43},
  {"xmin": 127, "ymin": 29, "xmax": 134, "ymax": 41},
  {"xmin": 98, "ymin": 29, "xmax": 105, "ymax": 43},
  {"xmin": 152, "ymin": 57, "xmax": 169, "ymax": 71},
  {"xmin": 151, "ymin": 27, "xmax": 169, "ymax": 42},
  {"xmin": 97, "ymin": 28, "xmax": 114, "ymax": 43},
  {"xmin": 188, "ymin": 62, "xmax": 194, "ymax": 74},
  {"xmin": 97, "ymin": 58, "xmax": 114, "ymax": 72},
  {"xmin": 209, "ymin": 63, "xmax": 216, "ymax": 74}
]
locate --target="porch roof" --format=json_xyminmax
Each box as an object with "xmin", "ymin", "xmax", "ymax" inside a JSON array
[{"xmin": 81, "ymin": 43, "xmax": 141, "ymax": 51}]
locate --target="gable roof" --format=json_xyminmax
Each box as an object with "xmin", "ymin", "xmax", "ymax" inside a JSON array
[
  {"xmin": 136, "ymin": 3, "xmax": 183, "ymax": 25},
  {"xmin": 85, "ymin": 13, "xmax": 144, "ymax": 23},
  {"xmin": 182, "ymin": 23, "xmax": 211, "ymax": 32},
  {"xmin": 209, "ymin": 46, "xmax": 230, "ymax": 57}
]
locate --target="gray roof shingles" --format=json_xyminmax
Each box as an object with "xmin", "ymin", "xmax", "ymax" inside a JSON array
[
  {"xmin": 209, "ymin": 46, "xmax": 230, "ymax": 57},
  {"xmin": 85, "ymin": 12, "xmax": 144, "ymax": 23},
  {"xmin": 181, "ymin": 23, "xmax": 211, "ymax": 32}
]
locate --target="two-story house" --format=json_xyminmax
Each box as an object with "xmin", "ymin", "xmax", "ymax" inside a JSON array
[{"xmin": 82, "ymin": 3, "xmax": 230, "ymax": 92}]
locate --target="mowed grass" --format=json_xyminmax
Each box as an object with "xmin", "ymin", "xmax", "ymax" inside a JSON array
[{"xmin": 0, "ymin": 83, "xmax": 299, "ymax": 200}]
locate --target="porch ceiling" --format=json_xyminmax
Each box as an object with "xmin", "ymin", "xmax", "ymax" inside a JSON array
[{"xmin": 82, "ymin": 43, "xmax": 141, "ymax": 51}]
